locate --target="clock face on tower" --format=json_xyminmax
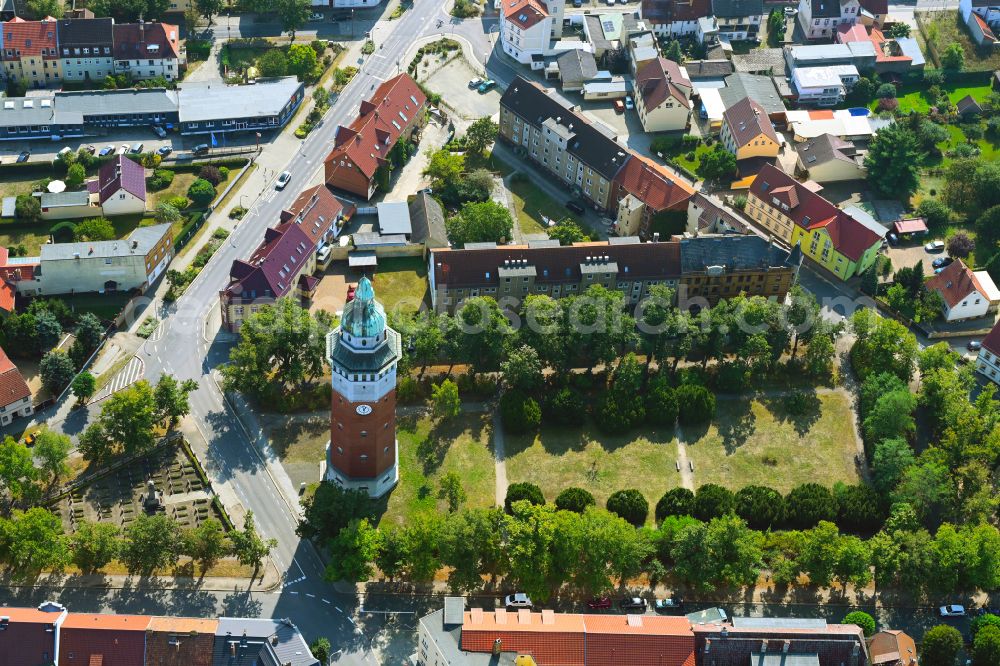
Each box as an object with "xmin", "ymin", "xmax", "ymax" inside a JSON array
[{"xmin": 356, "ymin": 404, "xmax": 373, "ymax": 416}]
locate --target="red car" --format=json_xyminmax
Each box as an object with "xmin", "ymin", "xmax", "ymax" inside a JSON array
[{"xmin": 587, "ymin": 597, "xmax": 612, "ymax": 610}]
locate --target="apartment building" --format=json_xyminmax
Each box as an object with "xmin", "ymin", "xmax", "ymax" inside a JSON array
[
  {"xmin": 500, "ymin": 0, "xmax": 565, "ymax": 65},
  {"xmin": 640, "ymin": 0, "xmax": 711, "ymax": 37},
  {"xmin": 2, "ymin": 17, "xmax": 61, "ymax": 88},
  {"xmin": 798, "ymin": 0, "xmax": 887, "ymax": 39},
  {"xmin": 791, "ymin": 64, "xmax": 860, "ymax": 106},
  {"xmin": 324, "ymin": 73, "xmax": 427, "ymax": 200},
  {"xmin": 634, "ymin": 56, "xmax": 693, "ymax": 132},
  {"xmin": 710, "ymin": 0, "xmax": 764, "ymax": 41},
  {"xmin": 57, "ymin": 17, "xmax": 114, "ymax": 82},
  {"xmin": 610, "ymin": 153, "xmax": 694, "ymax": 237},
  {"xmin": 694, "ymin": 617, "xmax": 868, "ymax": 666},
  {"xmin": 428, "ymin": 234, "xmax": 796, "ymax": 313},
  {"xmin": 278, "ymin": 183, "xmax": 353, "ymax": 269},
  {"xmin": 112, "ymin": 21, "xmax": 182, "ymax": 81},
  {"xmin": 720, "ymin": 96, "xmax": 780, "ymax": 160},
  {"xmin": 746, "ymin": 163, "xmax": 884, "ymax": 280},
  {"xmin": 499, "ymin": 76, "xmax": 631, "ymax": 211},
  {"xmin": 219, "ymin": 222, "xmax": 317, "ymax": 332}
]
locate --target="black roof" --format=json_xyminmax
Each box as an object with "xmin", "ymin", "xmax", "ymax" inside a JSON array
[
  {"xmin": 57, "ymin": 17, "xmax": 114, "ymax": 46},
  {"xmin": 500, "ymin": 76, "xmax": 630, "ymax": 181},
  {"xmin": 680, "ymin": 235, "xmax": 793, "ymax": 273},
  {"xmin": 712, "ymin": 0, "xmax": 764, "ymax": 17},
  {"xmin": 808, "ymin": 0, "xmax": 842, "ymax": 18}
]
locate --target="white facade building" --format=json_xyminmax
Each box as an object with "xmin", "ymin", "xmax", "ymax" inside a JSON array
[
  {"xmin": 960, "ymin": 0, "xmax": 1000, "ymax": 30},
  {"xmin": 926, "ymin": 259, "xmax": 1000, "ymax": 322},
  {"xmin": 791, "ymin": 65, "xmax": 859, "ymax": 105},
  {"xmin": 500, "ymin": 0, "xmax": 564, "ymax": 66}
]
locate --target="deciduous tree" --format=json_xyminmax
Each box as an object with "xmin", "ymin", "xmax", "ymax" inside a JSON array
[{"xmin": 69, "ymin": 521, "xmax": 121, "ymax": 573}]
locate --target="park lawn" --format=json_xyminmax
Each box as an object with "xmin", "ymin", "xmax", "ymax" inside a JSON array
[
  {"xmin": 372, "ymin": 256, "xmax": 429, "ymax": 314},
  {"xmin": 375, "ymin": 412, "xmax": 495, "ymax": 528},
  {"xmin": 504, "ymin": 421, "xmax": 680, "ymax": 524},
  {"xmin": 681, "ymin": 392, "xmax": 861, "ymax": 493}
]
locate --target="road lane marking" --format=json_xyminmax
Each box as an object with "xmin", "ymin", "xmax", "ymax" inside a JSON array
[
  {"xmin": 336, "ymin": 607, "xmax": 343, "ymax": 613},
  {"xmin": 322, "ymin": 599, "xmax": 331, "ymax": 604},
  {"xmin": 306, "ymin": 593, "xmax": 315, "ymax": 598}
]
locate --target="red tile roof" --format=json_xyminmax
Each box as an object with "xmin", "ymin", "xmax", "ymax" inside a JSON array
[
  {"xmin": 324, "ymin": 73, "xmax": 426, "ymax": 181},
  {"xmin": 279, "ymin": 184, "xmax": 351, "ymax": 247},
  {"xmin": 2, "ymin": 17, "xmax": 58, "ymax": 58},
  {"xmin": 892, "ymin": 217, "xmax": 927, "ymax": 234},
  {"xmin": 584, "ymin": 615, "xmax": 695, "ymax": 666},
  {"xmin": 112, "ymin": 22, "xmax": 180, "ymax": 61},
  {"xmin": 0, "ymin": 346, "xmax": 31, "ymax": 410},
  {"xmin": 982, "ymin": 320, "xmax": 1000, "ymax": 356},
  {"xmin": 972, "ymin": 13, "xmax": 997, "ymax": 42},
  {"xmin": 749, "ymin": 164, "xmax": 881, "ymax": 262},
  {"xmin": 222, "ymin": 222, "xmax": 314, "ymax": 302},
  {"xmin": 635, "ymin": 57, "xmax": 691, "ymax": 112},
  {"xmin": 613, "ymin": 153, "xmax": 695, "ymax": 213},
  {"xmin": 58, "ymin": 614, "xmax": 149, "ymax": 666},
  {"xmin": 925, "ymin": 258, "xmax": 994, "ymax": 308},
  {"xmin": 0, "ymin": 606, "xmax": 63, "ymax": 666},
  {"xmin": 723, "ymin": 96, "xmax": 778, "ymax": 148},
  {"xmin": 503, "ymin": 0, "xmax": 549, "ymax": 29}
]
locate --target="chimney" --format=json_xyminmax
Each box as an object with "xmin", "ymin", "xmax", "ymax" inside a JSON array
[
  {"xmin": 783, "ymin": 640, "xmax": 790, "ymax": 654},
  {"xmin": 493, "ymin": 638, "xmax": 503, "ymax": 656}
]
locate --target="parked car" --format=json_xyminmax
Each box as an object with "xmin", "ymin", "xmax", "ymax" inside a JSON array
[
  {"xmin": 152, "ymin": 125, "xmax": 167, "ymax": 138},
  {"xmin": 940, "ymin": 605, "xmax": 967, "ymax": 617},
  {"xmin": 156, "ymin": 146, "xmax": 173, "ymax": 157},
  {"xmin": 16, "ymin": 150, "xmax": 30, "ymax": 163},
  {"xmin": 22, "ymin": 430, "xmax": 40, "ymax": 447},
  {"xmin": 932, "ymin": 256, "xmax": 953, "ymax": 268},
  {"xmin": 925, "ymin": 240, "xmax": 945, "ymax": 252},
  {"xmin": 309, "ymin": 11, "xmax": 324, "ymax": 20},
  {"xmin": 478, "ymin": 79, "xmax": 496, "ymax": 93},
  {"xmin": 587, "ymin": 597, "xmax": 612, "ymax": 610},
  {"xmin": 968, "ymin": 340, "xmax": 982, "ymax": 352},
  {"xmin": 83, "ymin": 144, "xmax": 96, "ymax": 154},
  {"xmin": 504, "ymin": 593, "xmax": 533, "ymax": 609},
  {"xmin": 130, "ymin": 142, "xmax": 144, "ymax": 154},
  {"xmin": 614, "ymin": 99, "xmax": 625, "ymax": 113},
  {"xmin": 565, "ymin": 200, "xmax": 585, "ymax": 214},
  {"xmin": 56, "ymin": 146, "xmax": 72, "ymax": 160},
  {"xmin": 620, "ymin": 597, "xmax": 647, "ymax": 612},
  {"xmin": 624, "ymin": 95, "xmax": 634, "ymax": 110},
  {"xmin": 784, "ymin": 6, "xmax": 797, "ymax": 14},
  {"xmin": 654, "ymin": 598, "xmax": 683, "ymax": 613},
  {"xmin": 468, "ymin": 77, "xmax": 484, "ymax": 89},
  {"xmin": 276, "ymin": 170, "xmax": 292, "ymax": 189},
  {"xmin": 193, "ymin": 143, "xmax": 210, "ymax": 155},
  {"xmin": 117, "ymin": 144, "xmax": 130, "ymax": 155},
  {"xmin": 98, "ymin": 145, "xmax": 114, "ymax": 157}
]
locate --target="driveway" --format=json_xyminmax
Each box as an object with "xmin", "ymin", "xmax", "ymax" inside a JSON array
[{"xmin": 886, "ymin": 244, "xmax": 942, "ymax": 275}]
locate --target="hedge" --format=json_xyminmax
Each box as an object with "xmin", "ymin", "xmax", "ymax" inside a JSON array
[{"xmin": 173, "ymin": 212, "xmax": 206, "ymax": 252}]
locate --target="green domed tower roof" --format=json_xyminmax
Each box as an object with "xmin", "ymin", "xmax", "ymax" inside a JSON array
[{"xmin": 341, "ymin": 276, "xmax": 386, "ymax": 339}]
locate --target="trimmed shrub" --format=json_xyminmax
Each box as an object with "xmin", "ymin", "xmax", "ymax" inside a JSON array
[
  {"xmin": 692, "ymin": 483, "xmax": 736, "ymax": 521},
  {"xmin": 676, "ymin": 384, "xmax": 716, "ymax": 425},
  {"xmin": 735, "ymin": 485, "xmax": 785, "ymax": 529},
  {"xmin": 500, "ymin": 390, "xmax": 541, "ymax": 434},
  {"xmin": 543, "ymin": 387, "xmax": 586, "ymax": 426},
  {"xmin": 199, "ymin": 165, "xmax": 223, "ymax": 186},
  {"xmin": 784, "ymin": 483, "xmax": 837, "ymax": 529},
  {"xmin": 606, "ymin": 489, "xmax": 649, "ymax": 527},
  {"xmin": 656, "ymin": 488, "xmax": 695, "ymax": 523},
  {"xmin": 187, "ymin": 178, "xmax": 216, "ymax": 207},
  {"xmin": 645, "ymin": 379, "xmax": 678, "ymax": 426},
  {"xmin": 555, "ymin": 487, "xmax": 596, "ymax": 513},
  {"xmin": 842, "ymin": 611, "xmax": 876, "ymax": 637},
  {"xmin": 505, "ymin": 482, "xmax": 545, "ymax": 513}
]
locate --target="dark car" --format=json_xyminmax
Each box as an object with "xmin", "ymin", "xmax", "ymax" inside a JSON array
[
  {"xmin": 587, "ymin": 597, "xmax": 612, "ymax": 609},
  {"xmin": 193, "ymin": 143, "xmax": 210, "ymax": 155},
  {"xmin": 932, "ymin": 256, "xmax": 953, "ymax": 269},
  {"xmin": 16, "ymin": 151, "xmax": 29, "ymax": 163},
  {"xmin": 968, "ymin": 340, "xmax": 982, "ymax": 352},
  {"xmin": 654, "ymin": 597, "xmax": 683, "ymax": 613},
  {"xmin": 565, "ymin": 200, "xmax": 585, "ymax": 215},
  {"xmin": 619, "ymin": 597, "xmax": 647, "ymax": 612},
  {"xmin": 156, "ymin": 145, "xmax": 173, "ymax": 157}
]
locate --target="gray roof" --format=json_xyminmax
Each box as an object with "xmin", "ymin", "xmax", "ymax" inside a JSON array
[
  {"xmin": 795, "ymin": 133, "xmax": 860, "ymax": 167},
  {"xmin": 680, "ymin": 234, "xmax": 792, "ymax": 273},
  {"xmin": 177, "ymin": 77, "xmax": 302, "ymax": 123},
  {"xmin": 712, "ymin": 0, "xmax": 764, "ymax": 17},
  {"xmin": 418, "ymin": 609, "xmax": 517, "ymax": 666},
  {"xmin": 353, "ymin": 232, "xmax": 408, "ymax": 248},
  {"xmin": 57, "ymin": 17, "xmax": 113, "ymax": 46},
  {"xmin": 720, "ymin": 73, "xmax": 786, "ymax": 115},
  {"xmin": 733, "ymin": 617, "xmax": 828, "ymax": 630},
  {"xmin": 408, "ymin": 191, "xmax": 448, "ymax": 248},
  {"xmin": 0, "ymin": 96, "xmax": 61, "ymax": 128},
  {"xmin": 896, "ymin": 37, "xmax": 925, "ymax": 67},
  {"xmin": 557, "ymin": 49, "xmax": 599, "ymax": 85},
  {"xmin": 686, "ymin": 607, "xmax": 729, "ymax": 625},
  {"xmin": 377, "ymin": 201, "xmax": 412, "ymax": 235},
  {"xmin": 443, "ymin": 597, "xmax": 464, "ymax": 626},
  {"xmin": 684, "ymin": 59, "xmax": 735, "ymax": 79},
  {"xmin": 585, "ymin": 15, "xmax": 612, "ymax": 52},
  {"xmin": 214, "ymin": 617, "xmax": 318, "ymax": 666},
  {"xmin": 732, "ymin": 48, "xmax": 786, "ymax": 75},
  {"xmin": 39, "ymin": 190, "xmax": 91, "ymax": 208},
  {"xmin": 327, "ymin": 326, "xmax": 402, "ymax": 373},
  {"xmin": 751, "ymin": 653, "xmax": 821, "ymax": 666},
  {"xmin": 808, "ymin": 0, "xmax": 842, "ymax": 18},
  {"xmin": 40, "ymin": 223, "xmax": 171, "ymax": 261},
  {"xmin": 54, "ymin": 88, "xmax": 178, "ymax": 117}
]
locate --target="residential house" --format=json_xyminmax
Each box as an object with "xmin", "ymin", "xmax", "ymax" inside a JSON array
[
  {"xmin": 634, "ymin": 57, "xmax": 693, "ymax": 132},
  {"xmin": 112, "ymin": 22, "xmax": 182, "ymax": 81},
  {"xmin": 785, "ymin": 108, "xmax": 891, "ymax": 142},
  {"xmin": 961, "ymin": 0, "xmax": 1000, "ymax": 33},
  {"xmin": 408, "ymin": 190, "xmax": 449, "ymax": 250},
  {"xmin": 0, "ymin": 250, "xmax": 37, "ymax": 310},
  {"xmin": 58, "ymin": 614, "xmax": 149, "ymax": 666},
  {"xmin": 869, "ymin": 629, "xmax": 918, "ymax": 666},
  {"xmin": 93, "ymin": 154, "xmax": 147, "ymax": 216},
  {"xmin": 693, "ymin": 617, "xmax": 868, "ymax": 666},
  {"xmin": 176, "ymin": 77, "xmax": 305, "ymax": 136},
  {"xmin": 977, "ymin": 320, "xmax": 1000, "ymax": 384},
  {"xmin": 0, "ymin": 602, "xmax": 66, "ymax": 665},
  {"xmin": 428, "ymin": 235, "xmax": 795, "ymax": 312},
  {"xmin": 500, "ymin": 0, "xmax": 564, "ymax": 66},
  {"xmin": 12, "ymin": 223, "xmax": 173, "ymax": 296},
  {"xmin": 719, "ymin": 72, "xmax": 787, "ymax": 122},
  {"xmin": 925, "ymin": 258, "xmax": 1000, "ymax": 321},
  {"xmin": 785, "ymin": 42, "xmax": 877, "ymax": 72},
  {"xmin": 56, "ymin": 17, "xmax": 113, "ymax": 82},
  {"xmin": 555, "ymin": 48, "xmax": 598, "ymax": 91},
  {"xmin": 710, "ymin": 0, "xmax": 764, "ymax": 41},
  {"xmin": 795, "ymin": 133, "xmax": 867, "ymax": 182},
  {"xmin": 278, "ymin": 183, "xmax": 351, "ymax": 269},
  {"xmin": 628, "ymin": 30, "xmax": 659, "ymax": 77},
  {"xmin": 0, "ymin": 345, "xmax": 32, "ymax": 427},
  {"xmin": 798, "ymin": 0, "xmax": 887, "ymax": 40},
  {"xmin": 584, "ymin": 12, "xmax": 639, "ymax": 61},
  {"xmin": 610, "ymin": 153, "xmax": 695, "ymax": 237},
  {"xmin": 2, "ymin": 17, "xmax": 61, "ymax": 88},
  {"xmin": 324, "ymin": 73, "xmax": 427, "ymax": 200},
  {"xmin": 720, "ymin": 96, "xmax": 781, "ymax": 160},
  {"xmin": 219, "ymin": 222, "xmax": 317, "ymax": 332},
  {"xmin": 145, "ymin": 617, "xmax": 218, "ymax": 666},
  {"xmin": 640, "ymin": 0, "xmax": 712, "ymax": 37},
  {"xmin": 212, "ymin": 618, "xmax": 319, "ymax": 666},
  {"xmin": 836, "ymin": 23, "xmax": 925, "ymax": 73},
  {"xmin": 686, "ymin": 191, "xmax": 756, "ymax": 235},
  {"xmin": 498, "ymin": 76, "xmax": 631, "ymax": 211},
  {"xmin": 746, "ymin": 163, "xmax": 884, "ymax": 280},
  {"xmin": 791, "ymin": 64, "xmax": 860, "ymax": 105}
]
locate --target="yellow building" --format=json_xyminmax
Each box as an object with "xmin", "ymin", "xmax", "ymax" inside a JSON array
[
  {"xmin": 2, "ymin": 18, "xmax": 62, "ymax": 88},
  {"xmin": 720, "ymin": 96, "xmax": 781, "ymax": 161}
]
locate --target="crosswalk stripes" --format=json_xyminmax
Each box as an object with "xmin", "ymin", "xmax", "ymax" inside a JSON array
[{"xmin": 92, "ymin": 356, "xmax": 145, "ymax": 403}]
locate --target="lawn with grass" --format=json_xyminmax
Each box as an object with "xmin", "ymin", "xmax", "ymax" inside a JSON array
[
  {"xmin": 884, "ymin": 82, "xmax": 993, "ymax": 114},
  {"xmin": 372, "ymin": 256, "xmax": 429, "ymax": 314},
  {"xmin": 0, "ymin": 170, "xmax": 47, "ymax": 199},
  {"xmin": 682, "ymin": 392, "xmax": 861, "ymax": 493},
  {"xmin": 671, "ymin": 142, "xmax": 713, "ymax": 175},
  {"xmin": 504, "ymin": 421, "xmax": 680, "ymax": 524},
  {"xmin": 59, "ymin": 291, "xmax": 134, "ymax": 321},
  {"xmin": 375, "ymin": 412, "xmax": 496, "ymax": 528},
  {"xmin": 489, "ymin": 152, "xmax": 590, "ymax": 237},
  {"xmin": 917, "ymin": 11, "xmax": 1000, "ymax": 71},
  {"xmin": 0, "ymin": 213, "xmax": 154, "ymax": 256}
]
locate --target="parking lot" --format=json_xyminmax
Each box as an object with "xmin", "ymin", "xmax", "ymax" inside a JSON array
[
  {"xmin": 423, "ymin": 56, "xmax": 502, "ymax": 123},
  {"xmin": 886, "ymin": 242, "xmax": 944, "ymax": 277}
]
